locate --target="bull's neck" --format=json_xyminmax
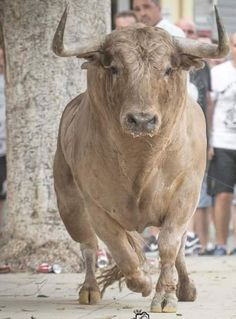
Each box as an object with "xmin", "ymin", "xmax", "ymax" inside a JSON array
[
  {"xmin": 86, "ymin": 98, "xmax": 187, "ymax": 154},
  {"xmin": 85, "ymin": 95, "xmax": 187, "ymax": 199},
  {"xmin": 86, "ymin": 90, "xmax": 187, "ymax": 161}
]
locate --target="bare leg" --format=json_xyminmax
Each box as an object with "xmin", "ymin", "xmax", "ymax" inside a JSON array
[
  {"xmin": 214, "ymin": 193, "xmax": 233, "ymax": 246},
  {"xmin": 176, "ymin": 233, "xmax": 197, "ymax": 301},
  {"xmin": 0, "ymin": 200, "xmax": 5, "ymax": 228},
  {"xmin": 232, "ymin": 205, "xmax": 236, "ymax": 247},
  {"xmin": 194, "ymin": 207, "xmax": 209, "ymax": 250}
]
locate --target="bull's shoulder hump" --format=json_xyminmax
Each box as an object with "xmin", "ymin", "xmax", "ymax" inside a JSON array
[{"xmin": 59, "ymin": 92, "xmax": 86, "ymax": 137}]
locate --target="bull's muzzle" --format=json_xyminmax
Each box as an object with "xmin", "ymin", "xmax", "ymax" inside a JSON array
[{"xmin": 124, "ymin": 112, "xmax": 158, "ymax": 137}]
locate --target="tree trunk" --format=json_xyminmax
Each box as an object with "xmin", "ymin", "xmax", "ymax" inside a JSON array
[{"xmin": 0, "ymin": 0, "xmax": 110, "ymax": 271}]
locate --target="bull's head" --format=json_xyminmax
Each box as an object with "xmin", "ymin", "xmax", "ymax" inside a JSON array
[{"xmin": 52, "ymin": 6, "xmax": 229, "ymax": 138}]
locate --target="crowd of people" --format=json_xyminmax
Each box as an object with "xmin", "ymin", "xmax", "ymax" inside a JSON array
[{"xmin": 114, "ymin": 0, "xmax": 236, "ymax": 257}]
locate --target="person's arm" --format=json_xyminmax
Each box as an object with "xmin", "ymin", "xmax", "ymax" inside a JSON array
[
  {"xmin": 205, "ymin": 63, "xmax": 215, "ymax": 160},
  {"xmin": 206, "ymin": 92, "xmax": 215, "ymax": 160}
]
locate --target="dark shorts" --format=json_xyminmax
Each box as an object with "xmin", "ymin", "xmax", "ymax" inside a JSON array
[
  {"xmin": 0, "ymin": 156, "xmax": 6, "ymax": 200},
  {"xmin": 207, "ymin": 148, "xmax": 236, "ymax": 196}
]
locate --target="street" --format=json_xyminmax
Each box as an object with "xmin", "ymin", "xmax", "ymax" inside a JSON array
[{"xmin": 0, "ymin": 257, "xmax": 236, "ymax": 319}]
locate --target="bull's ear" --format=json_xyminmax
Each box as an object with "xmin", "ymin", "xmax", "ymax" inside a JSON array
[
  {"xmin": 99, "ymin": 52, "xmax": 113, "ymax": 68},
  {"xmin": 79, "ymin": 51, "xmax": 113, "ymax": 70},
  {"xmin": 179, "ymin": 54, "xmax": 205, "ymax": 70},
  {"xmin": 78, "ymin": 51, "xmax": 103, "ymax": 69}
]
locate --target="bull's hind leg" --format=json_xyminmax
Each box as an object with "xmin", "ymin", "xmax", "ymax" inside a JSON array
[
  {"xmin": 54, "ymin": 151, "xmax": 101, "ymax": 305},
  {"xmin": 176, "ymin": 233, "xmax": 197, "ymax": 301}
]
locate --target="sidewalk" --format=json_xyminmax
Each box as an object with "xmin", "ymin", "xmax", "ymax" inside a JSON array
[{"xmin": 0, "ymin": 257, "xmax": 236, "ymax": 319}]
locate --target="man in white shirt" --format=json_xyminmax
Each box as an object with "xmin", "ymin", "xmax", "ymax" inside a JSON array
[
  {"xmin": 132, "ymin": 0, "xmax": 185, "ymax": 37},
  {"xmin": 208, "ymin": 32, "xmax": 236, "ymax": 256}
]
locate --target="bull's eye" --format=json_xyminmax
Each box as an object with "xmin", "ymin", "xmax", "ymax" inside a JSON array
[
  {"xmin": 110, "ymin": 66, "xmax": 118, "ymax": 75},
  {"xmin": 164, "ymin": 67, "xmax": 173, "ymax": 76}
]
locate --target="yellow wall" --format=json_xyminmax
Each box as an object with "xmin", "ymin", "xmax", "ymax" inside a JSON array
[
  {"xmin": 161, "ymin": 0, "xmax": 194, "ymax": 23},
  {"xmin": 182, "ymin": 0, "xmax": 194, "ymax": 19}
]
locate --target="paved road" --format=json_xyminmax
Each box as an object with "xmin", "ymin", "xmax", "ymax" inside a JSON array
[{"xmin": 0, "ymin": 257, "xmax": 236, "ymax": 319}]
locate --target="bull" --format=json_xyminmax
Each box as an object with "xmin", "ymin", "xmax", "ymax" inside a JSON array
[{"xmin": 52, "ymin": 6, "xmax": 229, "ymax": 313}]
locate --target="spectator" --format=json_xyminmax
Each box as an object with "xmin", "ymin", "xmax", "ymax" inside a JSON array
[
  {"xmin": 176, "ymin": 19, "xmax": 213, "ymax": 255},
  {"xmin": 132, "ymin": 0, "xmax": 185, "ymax": 37},
  {"xmin": 0, "ymin": 47, "xmax": 6, "ymax": 228},
  {"xmin": 176, "ymin": 19, "xmax": 196, "ymax": 39},
  {"xmin": 207, "ymin": 32, "xmax": 236, "ymax": 256},
  {"xmin": 114, "ymin": 10, "xmax": 137, "ymax": 29}
]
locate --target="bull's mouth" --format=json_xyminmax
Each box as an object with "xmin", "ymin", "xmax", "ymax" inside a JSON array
[{"xmin": 128, "ymin": 128, "xmax": 157, "ymax": 138}]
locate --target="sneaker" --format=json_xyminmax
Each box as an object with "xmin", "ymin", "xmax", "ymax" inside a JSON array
[
  {"xmin": 213, "ymin": 246, "xmax": 227, "ymax": 256},
  {"xmin": 198, "ymin": 243, "xmax": 216, "ymax": 256},
  {"xmin": 198, "ymin": 247, "xmax": 215, "ymax": 256},
  {"xmin": 144, "ymin": 235, "xmax": 158, "ymax": 252},
  {"xmin": 229, "ymin": 248, "xmax": 236, "ymax": 256},
  {"xmin": 185, "ymin": 232, "xmax": 202, "ymax": 256}
]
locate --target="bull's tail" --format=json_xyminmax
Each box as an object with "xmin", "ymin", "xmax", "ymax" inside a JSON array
[
  {"xmin": 126, "ymin": 231, "xmax": 146, "ymax": 265},
  {"xmin": 97, "ymin": 264, "xmax": 124, "ymax": 296},
  {"xmin": 97, "ymin": 231, "xmax": 146, "ymax": 296}
]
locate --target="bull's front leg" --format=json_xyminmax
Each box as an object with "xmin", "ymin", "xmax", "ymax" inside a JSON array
[
  {"xmin": 79, "ymin": 241, "xmax": 101, "ymax": 305},
  {"xmin": 90, "ymin": 209, "xmax": 152, "ymax": 297},
  {"xmin": 150, "ymin": 225, "xmax": 183, "ymax": 313}
]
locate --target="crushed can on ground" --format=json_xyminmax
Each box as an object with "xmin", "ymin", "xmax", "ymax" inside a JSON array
[
  {"xmin": 96, "ymin": 249, "xmax": 109, "ymax": 269},
  {"xmin": 0, "ymin": 264, "xmax": 11, "ymax": 273}
]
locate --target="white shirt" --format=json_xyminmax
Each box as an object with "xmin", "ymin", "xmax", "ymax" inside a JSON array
[
  {"xmin": 211, "ymin": 60, "xmax": 236, "ymax": 150},
  {"xmin": 156, "ymin": 19, "xmax": 185, "ymax": 37}
]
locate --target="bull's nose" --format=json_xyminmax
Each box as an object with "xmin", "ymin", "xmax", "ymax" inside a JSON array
[{"xmin": 126, "ymin": 113, "xmax": 157, "ymax": 133}]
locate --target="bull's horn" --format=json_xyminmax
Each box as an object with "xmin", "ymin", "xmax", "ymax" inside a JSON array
[
  {"xmin": 52, "ymin": 5, "xmax": 103, "ymax": 57},
  {"xmin": 173, "ymin": 6, "xmax": 229, "ymax": 59}
]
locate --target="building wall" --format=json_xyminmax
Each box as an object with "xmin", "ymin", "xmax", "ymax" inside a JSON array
[
  {"xmin": 194, "ymin": 0, "xmax": 236, "ymax": 36},
  {"xmin": 116, "ymin": 0, "xmax": 130, "ymax": 11},
  {"xmin": 217, "ymin": 0, "xmax": 236, "ymax": 35},
  {"xmin": 182, "ymin": 0, "xmax": 194, "ymax": 19},
  {"xmin": 161, "ymin": 0, "xmax": 194, "ymax": 22}
]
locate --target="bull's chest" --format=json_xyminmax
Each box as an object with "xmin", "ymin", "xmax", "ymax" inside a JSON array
[{"xmin": 75, "ymin": 155, "xmax": 170, "ymax": 232}]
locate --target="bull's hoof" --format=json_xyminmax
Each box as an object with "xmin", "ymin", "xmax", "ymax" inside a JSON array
[
  {"xmin": 150, "ymin": 292, "xmax": 178, "ymax": 313},
  {"xmin": 79, "ymin": 288, "xmax": 101, "ymax": 305},
  {"xmin": 126, "ymin": 272, "xmax": 152, "ymax": 297},
  {"xmin": 176, "ymin": 280, "xmax": 197, "ymax": 301}
]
